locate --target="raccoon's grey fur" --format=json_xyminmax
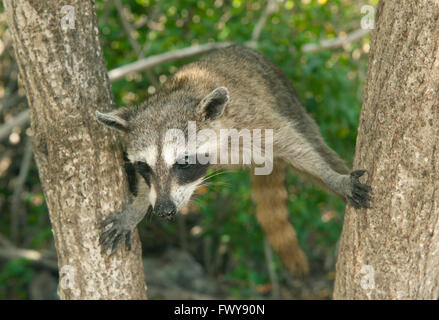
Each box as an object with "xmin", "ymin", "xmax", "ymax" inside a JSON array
[{"xmin": 97, "ymin": 45, "xmax": 371, "ymax": 276}]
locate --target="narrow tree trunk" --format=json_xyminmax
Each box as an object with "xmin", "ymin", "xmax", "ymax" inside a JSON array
[
  {"xmin": 334, "ymin": 0, "xmax": 439, "ymax": 299},
  {"xmin": 4, "ymin": 0, "xmax": 147, "ymax": 299}
]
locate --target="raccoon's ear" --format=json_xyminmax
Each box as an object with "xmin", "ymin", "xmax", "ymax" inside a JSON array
[
  {"xmin": 95, "ymin": 108, "xmax": 131, "ymax": 132},
  {"xmin": 198, "ymin": 87, "xmax": 229, "ymax": 121}
]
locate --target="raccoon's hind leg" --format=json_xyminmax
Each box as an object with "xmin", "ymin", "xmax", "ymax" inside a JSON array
[
  {"xmin": 251, "ymin": 159, "xmax": 309, "ymax": 277},
  {"xmin": 277, "ymin": 126, "xmax": 372, "ymax": 208}
]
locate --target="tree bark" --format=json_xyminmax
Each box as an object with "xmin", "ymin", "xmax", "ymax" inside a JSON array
[
  {"xmin": 334, "ymin": 0, "xmax": 439, "ymax": 299},
  {"xmin": 3, "ymin": 0, "xmax": 147, "ymax": 299}
]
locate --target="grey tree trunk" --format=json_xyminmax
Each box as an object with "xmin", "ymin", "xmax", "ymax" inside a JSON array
[
  {"xmin": 3, "ymin": 0, "xmax": 147, "ymax": 299},
  {"xmin": 334, "ymin": 0, "xmax": 439, "ymax": 299}
]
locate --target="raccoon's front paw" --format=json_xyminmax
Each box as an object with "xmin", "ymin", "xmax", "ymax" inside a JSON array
[
  {"xmin": 346, "ymin": 170, "xmax": 372, "ymax": 209},
  {"xmin": 99, "ymin": 214, "xmax": 133, "ymax": 255}
]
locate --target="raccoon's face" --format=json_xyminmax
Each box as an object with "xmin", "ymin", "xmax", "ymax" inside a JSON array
[
  {"xmin": 125, "ymin": 131, "xmax": 211, "ymax": 218},
  {"xmin": 96, "ymin": 87, "xmax": 229, "ymax": 219}
]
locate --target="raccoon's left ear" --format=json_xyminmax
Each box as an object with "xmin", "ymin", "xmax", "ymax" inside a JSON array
[
  {"xmin": 198, "ymin": 87, "xmax": 229, "ymax": 121},
  {"xmin": 95, "ymin": 108, "xmax": 131, "ymax": 132}
]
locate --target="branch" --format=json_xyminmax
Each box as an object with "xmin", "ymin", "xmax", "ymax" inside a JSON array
[
  {"xmin": 302, "ymin": 28, "xmax": 371, "ymax": 53},
  {"xmin": 0, "ymin": 247, "xmax": 58, "ymax": 271},
  {"xmin": 0, "ymin": 109, "xmax": 30, "ymax": 141},
  {"xmin": 113, "ymin": 0, "xmax": 159, "ymax": 86},
  {"xmin": 0, "ymin": 95, "xmax": 26, "ymax": 113},
  {"xmin": 263, "ymin": 238, "xmax": 280, "ymax": 299},
  {"xmin": 247, "ymin": 0, "xmax": 281, "ymax": 48},
  {"xmin": 11, "ymin": 136, "xmax": 33, "ymax": 241},
  {"xmin": 113, "ymin": 0, "xmax": 141, "ymax": 54},
  {"xmin": 108, "ymin": 42, "xmax": 232, "ymax": 82},
  {"xmin": 0, "ymin": 234, "xmax": 57, "ymax": 271}
]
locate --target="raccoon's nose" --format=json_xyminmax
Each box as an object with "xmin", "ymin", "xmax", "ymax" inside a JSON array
[{"xmin": 154, "ymin": 201, "xmax": 177, "ymax": 218}]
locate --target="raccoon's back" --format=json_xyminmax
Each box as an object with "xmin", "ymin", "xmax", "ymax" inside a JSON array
[
  {"xmin": 197, "ymin": 45, "xmax": 295, "ymax": 97},
  {"xmin": 195, "ymin": 45, "xmax": 308, "ymax": 125}
]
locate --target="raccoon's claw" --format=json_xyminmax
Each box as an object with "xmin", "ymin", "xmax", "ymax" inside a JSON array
[
  {"xmin": 347, "ymin": 170, "xmax": 372, "ymax": 209},
  {"xmin": 99, "ymin": 215, "xmax": 133, "ymax": 255}
]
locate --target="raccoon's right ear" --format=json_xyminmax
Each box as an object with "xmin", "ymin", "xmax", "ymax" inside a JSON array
[
  {"xmin": 95, "ymin": 108, "xmax": 131, "ymax": 132},
  {"xmin": 198, "ymin": 87, "xmax": 229, "ymax": 122}
]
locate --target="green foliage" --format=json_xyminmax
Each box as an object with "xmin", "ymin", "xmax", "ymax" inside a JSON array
[{"xmin": 0, "ymin": 259, "xmax": 33, "ymax": 299}]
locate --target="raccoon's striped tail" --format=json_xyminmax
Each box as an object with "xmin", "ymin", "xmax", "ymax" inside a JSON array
[{"xmin": 250, "ymin": 160, "xmax": 309, "ymax": 277}]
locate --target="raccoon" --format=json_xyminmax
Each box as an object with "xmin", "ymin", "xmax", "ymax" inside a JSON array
[{"xmin": 96, "ymin": 44, "xmax": 371, "ymax": 276}]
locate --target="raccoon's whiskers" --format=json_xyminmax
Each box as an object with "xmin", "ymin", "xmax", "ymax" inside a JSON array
[{"xmin": 201, "ymin": 169, "xmax": 227, "ymax": 184}]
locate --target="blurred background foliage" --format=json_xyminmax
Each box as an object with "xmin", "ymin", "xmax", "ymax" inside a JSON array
[{"xmin": 0, "ymin": 0, "xmax": 376, "ymax": 299}]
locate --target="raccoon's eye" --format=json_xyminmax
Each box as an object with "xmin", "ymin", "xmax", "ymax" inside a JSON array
[
  {"xmin": 175, "ymin": 156, "xmax": 192, "ymax": 169},
  {"xmin": 174, "ymin": 157, "xmax": 209, "ymax": 185}
]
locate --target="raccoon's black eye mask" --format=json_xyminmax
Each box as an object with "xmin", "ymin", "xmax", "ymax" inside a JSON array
[
  {"xmin": 175, "ymin": 155, "xmax": 192, "ymax": 169},
  {"xmin": 136, "ymin": 161, "xmax": 151, "ymax": 174},
  {"xmin": 135, "ymin": 161, "xmax": 152, "ymax": 186},
  {"xmin": 173, "ymin": 156, "xmax": 209, "ymax": 184}
]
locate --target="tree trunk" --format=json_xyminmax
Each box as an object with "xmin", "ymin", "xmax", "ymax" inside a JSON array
[
  {"xmin": 334, "ymin": 0, "xmax": 439, "ymax": 299},
  {"xmin": 3, "ymin": 0, "xmax": 147, "ymax": 299}
]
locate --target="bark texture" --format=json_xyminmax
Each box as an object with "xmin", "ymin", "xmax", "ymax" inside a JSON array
[
  {"xmin": 334, "ymin": 0, "xmax": 439, "ymax": 299},
  {"xmin": 4, "ymin": 0, "xmax": 147, "ymax": 299}
]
